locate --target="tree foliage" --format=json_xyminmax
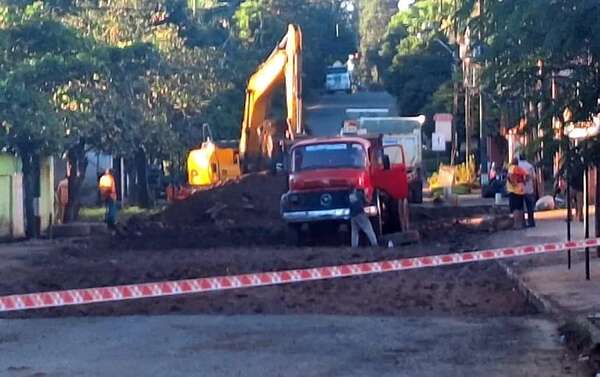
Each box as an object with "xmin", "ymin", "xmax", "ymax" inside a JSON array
[
  {"xmin": 233, "ymin": 0, "xmax": 357, "ymax": 88},
  {"xmin": 0, "ymin": 0, "xmax": 358, "ymax": 223},
  {"xmin": 357, "ymin": 0, "xmax": 397, "ymax": 85},
  {"xmin": 378, "ymin": 0, "xmax": 454, "ymax": 115}
]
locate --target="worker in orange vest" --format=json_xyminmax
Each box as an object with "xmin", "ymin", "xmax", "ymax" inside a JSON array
[{"xmin": 98, "ymin": 169, "xmax": 118, "ymax": 227}]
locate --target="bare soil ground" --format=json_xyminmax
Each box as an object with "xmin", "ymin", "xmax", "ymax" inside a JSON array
[
  {"xmin": 0, "ymin": 229, "xmax": 535, "ymax": 319},
  {"xmin": 121, "ymin": 172, "xmax": 288, "ymax": 250},
  {"xmin": 0, "ymin": 173, "xmax": 537, "ymax": 319}
]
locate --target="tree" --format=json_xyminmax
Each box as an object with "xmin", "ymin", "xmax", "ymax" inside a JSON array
[
  {"xmin": 0, "ymin": 3, "xmax": 98, "ymax": 232},
  {"xmin": 378, "ymin": 0, "xmax": 454, "ymax": 115},
  {"xmin": 357, "ymin": 0, "xmax": 397, "ymax": 86},
  {"xmin": 233, "ymin": 0, "xmax": 357, "ymax": 88},
  {"xmin": 0, "ymin": 0, "xmax": 360, "ymax": 229}
]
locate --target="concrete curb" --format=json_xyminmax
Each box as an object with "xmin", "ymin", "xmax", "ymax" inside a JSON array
[{"xmin": 497, "ymin": 260, "xmax": 600, "ymax": 371}]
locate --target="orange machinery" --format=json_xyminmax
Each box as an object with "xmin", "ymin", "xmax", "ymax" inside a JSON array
[{"xmin": 184, "ymin": 24, "xmax": 304, "ymax": 193}]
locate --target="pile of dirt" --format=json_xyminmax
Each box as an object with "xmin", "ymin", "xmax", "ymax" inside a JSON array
[
  {"xmin": 162, "ymin": 172, "xmax": 286, "ymax": 228},
  {"xmin": 120, "ymin": 173, "xmax": 288, "ymax": 249},
  {"xmin": 0, "ymin": 233, "xmax": 537, "ymax": 319}
]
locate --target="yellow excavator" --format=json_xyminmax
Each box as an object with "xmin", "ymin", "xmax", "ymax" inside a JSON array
[
  {"xmin": 187, "ymin": 124, "xmax": 241, "ymax": 186},
  {"xmin": 186, "ymin": 24, "xmax": 304, "ymax": 188}
]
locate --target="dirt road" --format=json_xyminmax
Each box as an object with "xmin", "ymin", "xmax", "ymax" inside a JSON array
[{"xmin": 0, "ymin": 229, "xmax": 532, "ymax": 319}]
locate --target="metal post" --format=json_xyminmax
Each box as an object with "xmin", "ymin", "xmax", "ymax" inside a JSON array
[
  {"xmin": 596, "ymin": 165, "xmax": 600, "ymax": 258},
  {"xmin": 465, "ymin": 83, "xmax": 470, "ymax": 162},
  {"xmin": 553, "ymin": 72, "xmax": 571, "ymax": 269},
  {"xmin": 478, "ymin": 0, "xmax": 487, "ymax": 185},
  {"xmin": 585, "ymin": 162, "xmax": 590, "ymax": 280},
  {"xmin": 451, "ymin": 0, "xmax": 458, "ymax": 165},
  {"xmin": 567, "ymin": 179, "xmax": 572, "ymax": 269},
  {"xmin": 479, "ymin": 84, "xmax": 487, "ymax": 184},
  {"xmin": 451, "ymin": 77, "xmax": 459, "ymax": 165}
]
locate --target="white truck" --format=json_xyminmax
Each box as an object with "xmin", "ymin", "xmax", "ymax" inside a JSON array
[
  {"xmin": 341, "ymin": 115, "xmax": 425, "ymax": 203},
  {"xmin": 325, "ymin": 61, "xmax": 352, "ymax": 94}
]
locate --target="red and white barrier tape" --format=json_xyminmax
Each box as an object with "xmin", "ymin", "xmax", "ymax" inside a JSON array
[{"xmin": 1, "ymin": 238, "xmax": 598, "ymax": 313}]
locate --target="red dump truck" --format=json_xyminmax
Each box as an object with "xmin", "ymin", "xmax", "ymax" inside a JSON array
[{"xmin": 280, "ymin": 134, "xmax": 408, "ymax": 243}]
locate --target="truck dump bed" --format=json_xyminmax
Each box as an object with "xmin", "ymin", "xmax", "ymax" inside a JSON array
[{"xmin": 357, "ymin": 117, "xmax": 422, "ymax": 168}]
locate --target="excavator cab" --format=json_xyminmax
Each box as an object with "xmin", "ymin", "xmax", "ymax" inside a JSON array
[
  {"xmin": 187, "ymin": 142, "xmax": 240, "ymax": 186},
  {"xmin": 187, "ymin": 124, "xmax": 241, "ymax": 187}
]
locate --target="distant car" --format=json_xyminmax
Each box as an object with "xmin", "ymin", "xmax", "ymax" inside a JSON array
[{"xmin": 325, "ymin": 66, "xmax": 352, "ymax": 94}]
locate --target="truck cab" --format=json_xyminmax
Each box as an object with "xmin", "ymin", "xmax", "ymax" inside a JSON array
[{"xmin": 280, "ymin": 135, "xmax": 408, "ymax": 242}]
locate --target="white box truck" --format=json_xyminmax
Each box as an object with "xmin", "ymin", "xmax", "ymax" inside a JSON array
[{"xmin": 342, "ymin": 116, "xmax": 425, "ymax": 203}]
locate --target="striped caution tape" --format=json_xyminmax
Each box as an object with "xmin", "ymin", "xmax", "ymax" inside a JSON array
[{"xmin": 0, "ymin": 238, "xmax": 598, "ymax": 313}]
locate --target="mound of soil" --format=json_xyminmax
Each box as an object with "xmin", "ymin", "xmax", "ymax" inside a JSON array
[
  {"xmin": 0, "ymin": 232, "xmax": 536, "ymax": 319},
  {"xmin": 162, "ymin": 172, "xmax": 286, "ymax": 228},
  {"xmin": 120, "ymin": 173, "xmax": 288, "ymax": 250}
]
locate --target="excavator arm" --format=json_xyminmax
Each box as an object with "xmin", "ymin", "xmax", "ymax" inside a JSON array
[{"xmin": 239, "ymin": 24, "xmax": 303, "ymax": 171}]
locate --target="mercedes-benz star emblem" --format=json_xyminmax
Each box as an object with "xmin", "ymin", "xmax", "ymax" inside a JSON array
[{"xmin": 320, "ymin": 193, "xmax": 333, "ymax": 207}]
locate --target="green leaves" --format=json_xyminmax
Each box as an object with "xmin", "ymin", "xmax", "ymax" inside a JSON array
[
  {"xmin": 0, "ymin": 0, "xmax": 357, "ymax": 167},
  {"xmin": 378, "ymin": 0, "xmax": 454, "ymax": 115},
  {"xmin": 0, "ymin": 81, "xmax": 61, "ymax": 156},
  {"xmin": 233, "ymin": 0, "xmax": 357, "ymax": 88}
]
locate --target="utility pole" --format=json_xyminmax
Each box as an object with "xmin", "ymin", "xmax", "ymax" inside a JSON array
[
  {"xmin": 465, "ymin": 79, "xmax": 470, "ymax": 163},
  {"xmin": 451, "ymin": 0, "xmax": 459, "ymax": 165},
  {"xmin": 478, "ymin": 0, "xmax": 487, "ymax": 185}
]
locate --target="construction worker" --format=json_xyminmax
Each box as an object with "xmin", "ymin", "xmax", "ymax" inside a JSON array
[
  {"xmin": 507, "ymin": 157, "xmax": 527, "ymax": 229},
  {"xmin": 518, "ymin": 154, "xmax": 536, "ymax": 227},
  {"xmin": 54, "ymin": 175, "xmax": 69, "ymax": 224},
  {"xmin": 349, "ymin": 188, "xmax": 378, "ymax": 247},
  {"xmin": 98, "ymin": 169, "xmax": 118, "ymax": 228}
]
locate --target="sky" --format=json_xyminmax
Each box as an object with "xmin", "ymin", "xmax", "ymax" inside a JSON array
[{"xmin": 397, "ymin": 0, "xmax": 416, "ymax": 11}]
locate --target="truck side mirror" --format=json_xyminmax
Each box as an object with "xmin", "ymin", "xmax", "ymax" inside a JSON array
[{"xmin": 383, "ymin": 155, "xmax": 391, "ymax": 170}]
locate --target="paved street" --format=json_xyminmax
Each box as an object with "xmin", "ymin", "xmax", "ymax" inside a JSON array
[
  {"xmin": 0, "ymin": 315, "xmax": 574, "ymax": 377},
  {"xmin": 488, "ymin": 209, "xmax": 600, "ymax": 318}
]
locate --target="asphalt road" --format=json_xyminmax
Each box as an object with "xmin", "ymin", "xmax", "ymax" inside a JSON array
[
  {"xmin": 306, "ymin": 91, "xmax": 397, "ymax": 136},
  {"xmin": 0, "ymin": 315, "xmax": 573, "ymax": 377}
]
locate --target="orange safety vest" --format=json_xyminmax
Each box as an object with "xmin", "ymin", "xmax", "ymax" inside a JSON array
[{"xmin": 98, "ymin": 173, "xmax": 117, "ymax": 200}]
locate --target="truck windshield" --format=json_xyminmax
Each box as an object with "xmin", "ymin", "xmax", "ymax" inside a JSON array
[{"xmin": 293, "ymin": 143, "xmax": 366, "ymax": 172}]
